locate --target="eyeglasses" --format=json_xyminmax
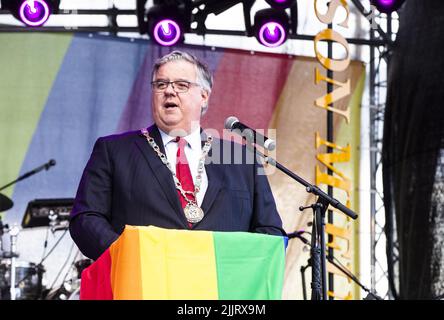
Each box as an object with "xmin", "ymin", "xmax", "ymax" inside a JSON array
[{"xmin": 151, "ymin": 80, "xmax": 200, "ymax": 93}]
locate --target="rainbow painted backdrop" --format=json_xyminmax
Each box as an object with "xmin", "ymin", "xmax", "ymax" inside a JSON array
[{"xmin": 0, "ymin": 33, "xmax": 294, "ymax": 225}]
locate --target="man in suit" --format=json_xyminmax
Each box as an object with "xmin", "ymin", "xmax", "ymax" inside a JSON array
[{"xmin": 69, "ymin": 51, "xmax": 285, "ymax": 260}]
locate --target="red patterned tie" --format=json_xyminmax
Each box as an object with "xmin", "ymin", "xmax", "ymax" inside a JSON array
[{"xmin": 175, "ymin": 137, "xmax": 195, "ymax": 228}]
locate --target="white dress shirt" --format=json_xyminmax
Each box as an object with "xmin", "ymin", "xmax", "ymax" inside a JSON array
[{"xmin": 159, "ymin": 127, "xmax": 208, "ymax": 207}]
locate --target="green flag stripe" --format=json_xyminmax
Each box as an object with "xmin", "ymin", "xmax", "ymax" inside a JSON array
[{"xmin": 213, "ymin": 232, "xmax": 285, "ymax": 300}]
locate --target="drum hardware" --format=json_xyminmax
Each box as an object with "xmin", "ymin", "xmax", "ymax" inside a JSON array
[
  {"xmin": 8, "ymin": 225, "xmax": 19, "ymax": 300},
  {"xmin": 48, "ymin": 209, "xmax": 70, "ymax": 233},
  {"xmin": 43, "ymin": 258, "xmax": 92, "ymax": 300},
  {"xmin": 0, "ymin": 222, "xmax": 47, "ymax": 300},
  {"xmin": 1, "ymin": 260, "xmax": 45, "ymax": 300},
  {"xmin": 44, "ymin": 280, "xmax": 75, "ymax": 300},
  {"xmin": 74, "ymin": 259, "xmax": 92, "ymax": 277},
  {"xmin": 0, "ymin": 193, "xmax": 13, "ymax": 258},
  {"xmin": 0, "ymin": 195, "xmax": 74, "ymax": 300},
  {"xmin": 0, "ymin": 252, "xmax": 19, "ymax": 259},
  {"xmin": 0, "ymin": 193, "xmax": 13, "ymax": 213},
  {"xmin": 0, "ymin": 162, "xmax": 61, "ymax": 300}
]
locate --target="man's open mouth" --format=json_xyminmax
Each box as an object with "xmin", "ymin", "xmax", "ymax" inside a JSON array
[{"xmin": 164, "ymin": 102, "xmax": 178, "ymax": 108}]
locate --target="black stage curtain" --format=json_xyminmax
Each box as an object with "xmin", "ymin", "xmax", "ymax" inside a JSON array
[{"xmin": 383, "ymin": 1, "xmax": 444, "ymax": 300}]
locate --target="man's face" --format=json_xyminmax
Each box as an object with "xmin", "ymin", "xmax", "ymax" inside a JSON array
[{"xmin": 152, "ymin": 60, "xmax": 208, "ymax": 135}]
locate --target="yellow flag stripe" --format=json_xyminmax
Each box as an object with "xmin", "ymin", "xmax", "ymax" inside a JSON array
[
  {"xmin": 109, "ymin": 225, "xmax": 143, "ymax": 299},
  {"xmin": 110, "ymin": 225, "xmax": 219, "ymax": 299},
  {"xmin": 140, "ymin": 226, "xmax": 218, "ymax": 299}
]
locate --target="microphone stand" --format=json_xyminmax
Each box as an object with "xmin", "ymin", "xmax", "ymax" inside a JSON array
[
  {"xmin": 248, "ymin": 144, "xmax": 358, "ymax": 300},
  {"xmin": 0, "ymin": 159, "xmax": 56, "ymax": 192}
]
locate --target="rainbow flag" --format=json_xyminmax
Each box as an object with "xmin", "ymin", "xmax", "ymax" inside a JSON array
[{"xmin": 80, "ymin": 225, "xmax": 286, "ymax": 300}]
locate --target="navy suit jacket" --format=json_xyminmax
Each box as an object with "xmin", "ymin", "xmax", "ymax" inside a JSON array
[{"xmin": 69, "ymin": 125, "xmax": 285, "ymax": 260}]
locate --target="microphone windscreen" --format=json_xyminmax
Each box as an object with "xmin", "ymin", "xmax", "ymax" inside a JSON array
[
  {"xmin": 224, "ymin": 116, "xmax": 239, "ymax": 130},
  {"xmin": 49, "ymin": 159, "xmax": 56, "ymax": 166}
]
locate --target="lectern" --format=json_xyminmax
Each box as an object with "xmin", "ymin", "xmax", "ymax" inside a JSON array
[{"xmin": 80, "ymin": 225, "xmax": 286, "ymax": 300}]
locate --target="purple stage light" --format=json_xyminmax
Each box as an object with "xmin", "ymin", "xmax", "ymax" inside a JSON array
[
  {"xmin": 19, "ymin": 0, "xmax": 50, "ymax": 27},
  {"xmin": 258, "ymin": 22, "xmax": 287, "ymax": 48},
  {"xmin": 375, "ymin": 0, "xmax": 396, "ymax": 8},
  {"xmin": 152, "ymin": 19, "xmax": 182, "ymax": 46},
  {"xmin": 370, "ymin": 0, "xmax": 405, "ymax": 13}
]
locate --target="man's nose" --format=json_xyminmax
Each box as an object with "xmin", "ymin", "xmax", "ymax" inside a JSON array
[{"xmin": 164, "ymin": 82, "xmax": 176, "ymax": 95}]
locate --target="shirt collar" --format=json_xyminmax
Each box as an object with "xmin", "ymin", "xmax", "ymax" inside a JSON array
[{"xmin": 159, "ymin": 127, "xmax": 202, "ymax": 151}]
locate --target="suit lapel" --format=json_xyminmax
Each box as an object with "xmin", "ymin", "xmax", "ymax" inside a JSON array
[
  {"xmin": 134, "ymin": 125, "xmax": 187, "ymax": 227},
  {"xmin": 198, "ymin": 136, "xmax": 224, "ymax": 225}
]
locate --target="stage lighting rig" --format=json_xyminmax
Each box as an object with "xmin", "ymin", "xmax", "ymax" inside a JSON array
[
  {"xmin": 136, "ymin": 0, "xmax": 297, "ymax": 48},
  {"xmin": 265, "ymin": 0, "xmax": 296, "ymax": 10},
  {"xmin": 1, "ymin": 0, "xmax": 60, "ymax": 27},
  {"xmin": 192, "ymin": 0, "xmax": 256, "ymax": 36},
  {"xmin": 191, "ymin": 0, "xmax": 297, "ymax": 47},
  {"xmin": 370, "ymin": 0, "xmax": 405, "ymax": 14}
]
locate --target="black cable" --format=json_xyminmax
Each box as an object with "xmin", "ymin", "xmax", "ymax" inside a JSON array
[
  {"xmin": 289, "ymin": 227, "xmax": 382, "ymax": 300},
  {"xmin": 47, "ymin": 242, "xmax": 76, "ymax": 293},
  {"xmin": 326, "ymin": 254, "xmax": 383, "ymax": 300},
  {"xmin": 39, "ymin": 229, "xmax": 68, "ymax": 264},
  {"xmin": 62, "ymin": 249, "xmax": 81, "ymax": 285},
  {"xmin": 287, "ymin": 230, "xmax": 310, "ymax": 244},
  {"xmin": 40, "ymin": 227, "xmax": 50, "ymax": 261}
]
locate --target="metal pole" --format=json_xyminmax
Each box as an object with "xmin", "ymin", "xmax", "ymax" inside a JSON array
[
  {"xmin": 326, "ymin": 21, "xmax": 334, "ymax": 300},
  {"xmin": 369, "ymin": 20, "xmax": 377, "ymax": 294},
  {"xmin": 9, "ymin": 225, "xmax": 20, "ymax": 300}
]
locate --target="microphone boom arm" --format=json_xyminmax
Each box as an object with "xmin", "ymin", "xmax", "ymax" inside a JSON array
[
  {"xmin": 254, "ymin": 147, "xmax": 358, "ymax": 220},
  {"xmin": 0, "ymin": 159, "xmax": 56, "ymax": 192}
]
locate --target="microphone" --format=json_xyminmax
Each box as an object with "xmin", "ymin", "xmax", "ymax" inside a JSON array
[
  {"xmin": 18, "ymin": 159, "xmax": 56, "ymax": 181},
  {"xmin": 224, "ymin": 116, "xmax": 276, "ymax": 151},
  {"xmin": 44, "ymin": 159, "xmax": 56, "ymax": 170},
  {"xmin": 33, "ymin": 159, "xmax": 56, "ymax": 173}
]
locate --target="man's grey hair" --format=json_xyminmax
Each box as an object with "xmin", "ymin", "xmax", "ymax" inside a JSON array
[{"xmin": 151, "ymin": 51, "xmax": 213, "ymax": 114}]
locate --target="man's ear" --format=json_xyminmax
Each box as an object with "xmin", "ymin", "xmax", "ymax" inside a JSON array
[
  {"xmin": 201, "ymin": 90, "xmax": 209, "ymax": 115},
  {"xmin": 201, "ymin": 89, "xmax": 209, "ymax": 104}
]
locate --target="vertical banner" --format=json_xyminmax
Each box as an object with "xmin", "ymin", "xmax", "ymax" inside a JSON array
[{"xmin": 311, "ymin": 0, "xmax": 363, "ymax": 299}]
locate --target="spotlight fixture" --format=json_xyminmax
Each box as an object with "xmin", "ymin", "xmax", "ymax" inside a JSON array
[
  {"xmin": 370, "ymin": 0, "xmax": 405, "ymax": 14},
  {"xmin": 143, "ymin": 4, "xmax": 191, "ymax": 47},
  {"xmin": 265, "ymin": 0, "xmax": 296, "ymax": 10},
  {"xmin": 19, "ymin": 0, "xmax": 50, "ymax": 26},
  {"xmin": 253, "ymin": 8, "xmax": 290, "ymax": 48},
  {"xmin": 2, "ymin": 0, "xmax": 59, "ymax": 27},
  {"xmin": 150, "ymin": 17, "xmax": 183, "ymax": 46}
]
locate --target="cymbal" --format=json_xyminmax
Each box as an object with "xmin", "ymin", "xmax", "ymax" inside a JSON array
[{"xmin": 0, "ymin": 193, "xmax": 13, "ymax": 212}]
